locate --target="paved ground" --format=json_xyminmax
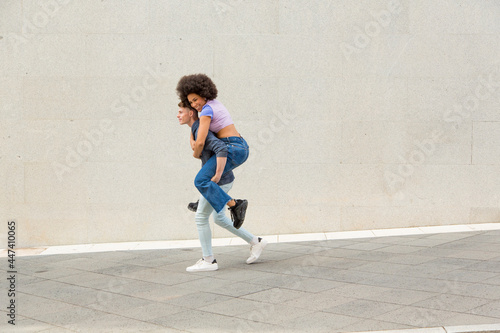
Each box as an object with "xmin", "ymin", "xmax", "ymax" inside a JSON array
[{"xmin": 2, "ymin": 229, "xmax": 500, "ymax": 332}]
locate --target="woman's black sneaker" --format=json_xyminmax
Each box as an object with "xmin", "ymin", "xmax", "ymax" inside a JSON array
[
  {"xmin": 229, "ymin": 199, "xmax": 248, "ymax": 229},
  {"xmin": 188, "ymin": 200, "xmax": 199, "ymax": 212}
]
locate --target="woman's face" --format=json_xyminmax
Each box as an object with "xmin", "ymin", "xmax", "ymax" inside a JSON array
[{"xmin": 187, "ymin": 93, "xmax": 206, "ymax": 112}]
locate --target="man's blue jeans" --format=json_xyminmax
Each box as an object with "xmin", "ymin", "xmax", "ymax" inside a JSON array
[{"xmin": 194, "ymin": 136, "xmax": 249, "ymax": 213}]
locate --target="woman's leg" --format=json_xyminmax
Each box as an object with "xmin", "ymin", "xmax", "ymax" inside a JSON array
[
  {"xmin": 194, "ymin": 137, "xmax": 250, "ymax": 213},
  {"xmin": 194, "ymin": 155, "xmax": 232, "ymax": 213}
]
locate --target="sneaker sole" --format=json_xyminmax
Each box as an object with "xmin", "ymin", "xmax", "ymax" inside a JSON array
[
  {"xmin": 233, "ymin": 200, "xmax": 248, "ymax": 229},
  {"xmin": 246, "ymin": 239, "xmax": 268, "ymax": 264},
  {"xmin": 186, "ymin": 265, "xmax": 218, "ymax": 272}
]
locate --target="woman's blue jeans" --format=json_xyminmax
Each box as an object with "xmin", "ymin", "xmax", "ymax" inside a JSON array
[{"xmin": 194, "ymin": 136, "xmax": 249, "ymax": 213}]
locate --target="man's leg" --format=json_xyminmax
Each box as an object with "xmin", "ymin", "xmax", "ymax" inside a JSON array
[
  {"xmin": 213, "ymin": 182, "xmax": 267, "ymax": 264},
  {"xmin": 186, "ymin": 194, "xmax": 218, "ymax": 272}
]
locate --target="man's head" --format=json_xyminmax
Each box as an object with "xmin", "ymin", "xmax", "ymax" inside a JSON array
[{"xmin": 177, "ymin": 101, "xmax": 198, "ymax": 127}]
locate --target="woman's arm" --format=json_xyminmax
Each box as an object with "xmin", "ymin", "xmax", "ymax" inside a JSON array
[
  {"xmin": 211, "ymin": 156, "xmax": 227, "ymax": 184},
  {"xmin": 193, "ymin": 116, "xmax": 211, "ymax": 158}
]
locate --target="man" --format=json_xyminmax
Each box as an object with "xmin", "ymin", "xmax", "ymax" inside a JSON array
[{"xmin": 177, "ymin": 102, "xmax": 267, "ymax": 272}]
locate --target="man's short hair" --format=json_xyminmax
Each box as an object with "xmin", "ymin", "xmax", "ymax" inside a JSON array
[{"xmin": 178, "ymin": 101, "xmax": 198, "ymax": 118}]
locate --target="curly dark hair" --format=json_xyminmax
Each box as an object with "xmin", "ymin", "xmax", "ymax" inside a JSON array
[{"xmin": 176, "ymin": 74, "xmax": 218, "ymax": 106}]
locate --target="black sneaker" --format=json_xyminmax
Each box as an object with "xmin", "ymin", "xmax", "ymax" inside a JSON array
[
  {"xmin": 229, "ymin": 199, "xmax": 248, "ymax": 229},
  {"xmin": 188, "ymin": 200, "xmax": 199, "ymax": 212}
]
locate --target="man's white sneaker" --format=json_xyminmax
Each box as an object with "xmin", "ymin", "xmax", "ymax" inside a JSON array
[
  {"xmin": 186, "ymin": 258, "xmax": 218, "ymax": 272},
  {"xmin": 246, "ymin": 238, "xmax": 268, "ymax": 264}
]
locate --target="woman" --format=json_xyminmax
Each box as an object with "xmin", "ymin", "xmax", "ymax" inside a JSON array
[{"xmin": 176, "ymin": 74, "xmax": 249, "ymax": 229}]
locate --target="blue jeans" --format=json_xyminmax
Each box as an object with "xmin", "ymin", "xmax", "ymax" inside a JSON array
[
  {"xmin": 194, "ymin": 136, "xmax": 249, "ymax": 213},
  {"xmin": 195, "ymin": 181, "xmax": 254, "ymax": 257}
]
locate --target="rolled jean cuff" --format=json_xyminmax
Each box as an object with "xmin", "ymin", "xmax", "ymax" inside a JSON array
[{"xmin": 215, "ymin": 151, "xmax": 228, "ymax": 158}]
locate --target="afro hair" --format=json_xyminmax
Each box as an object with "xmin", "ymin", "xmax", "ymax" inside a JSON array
[{"xmin": 176, "ymin": 74, "xmax": 218, "ymax": 106}]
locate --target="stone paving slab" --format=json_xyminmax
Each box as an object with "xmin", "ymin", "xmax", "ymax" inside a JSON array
[{"xmin": 1, "ymin": 229, "xmax": 500, "ymax": 332}]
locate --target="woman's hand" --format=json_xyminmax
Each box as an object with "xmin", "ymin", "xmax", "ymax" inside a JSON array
[{"xmin": 211, "ymin": 173, "xmax": 221, "ymax": 184}]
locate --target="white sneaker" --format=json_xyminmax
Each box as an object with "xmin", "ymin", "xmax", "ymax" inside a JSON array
[
  {"xmin": 246, "ymin": 238, "xmax": 268, "ymax": 264},
  {"xmin": 186, "ymin": 258, "xmax": 218, "ymax": 272}
]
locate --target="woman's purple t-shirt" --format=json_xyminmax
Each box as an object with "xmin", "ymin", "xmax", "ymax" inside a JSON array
[{"xmin": 199, "ymin": 99, "xmax": 234, "ymax": 133}]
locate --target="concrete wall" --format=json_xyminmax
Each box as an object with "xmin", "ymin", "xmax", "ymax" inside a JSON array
[{"xmin": 1, "ymin": 0, "xmax": 500, "ymax": 248}]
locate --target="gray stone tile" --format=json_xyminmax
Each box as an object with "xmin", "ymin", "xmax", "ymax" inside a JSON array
[
  {"xmin": 438, "ymin": 240, "xmax": 499, "ymax": 252},
  {"xmin": 209, "ymin": 281, "xmax": 273, "ymax": 297},
  {"xmin": 360, "ymin": 288, "xmax": 437, "ymax": 305},
  {"xmin": 276, "ymin": 244, "xmax": 332, "ymax": 255},
  {"xmin": 308, "ymin": 239, "xmax": 361, "ymax": 248},
  {"xmin": 16, "ymin": 293, "xmax": 82, "ymax": 319},
  {"xmin": 250, "ymin": 274, "xmax": 341, "ymax": 292},
  {"xmin": 32, "ymin": 266, "xmax": 84, "ymax": 280},
  {"xmin": 121, "ymin": 267, "xmax": 201, "ymax": 285},
  {"xmin": 373, "ymin": 306, "xmax": 460, "ymax": 327},
  {"xmin": 93, "ymin": 263, "xmax": 148, "ymax": 277},
  {"xmin": 18, "ymin": 273, "xmax": 49, "ymax": 285},
  {"xmin": 465, "ymin": 234, "xmax": 500, "ymax": 244},
  {"xmin": 437, "ymin": 269, "xmax": 498, "ymax": 283},
  {"xmin": 241, "ymin": 287, "xmax": 309, "ymax": 304},
  {"xmin": 466, "ymin": 261, "xmax": 500, "ymax": 273},
  {"xmin": 340, "ymin": 242, "xmax": 390, "ymax": 251},
  {"xmin": 30, "ymin": 307, "xmax": 106, "ymax": 327},
  {"xmin": 394, "ymin": 262, "xmax": 461, "ymax": 279},
  {"xmin": 351, "ymin": 261, "xmax": 408, "ymax": 275},
  {"xmin": 382, "ymin": 254, "xmax": 436, "ymax": 265},
  {"xmin": 87, "ymin": 292, "xmax": 153, "ymax": 314},
  {"xmin": 311, "ymin": 256, "xmax": 370, "ymax": 269},
  {"xmin": 63, "ymin": 313, "xmax": 168, "ymax": 332},
  {"xmin": 162, "ymin": 291, "xmax": 233, "ymax": 309},
  {"xmin": 340, "ymin": 318, "xmax": 416, "ymax": 332},
  {"xmin": 283, "ymin": 311, "xmax": 361, "ymax": 332},
  {"xmin": 368, "ymin": 236, "xmax": 424, "ymax": 245},
  {"xmin": 198, "ymin": 298, "xmax": 266, "ymax": 316},
  {"xmin": 424, "ymin": 232, "xmax": 480, "ymax": 241},
  {"xmin": 447, "ymin": 250, "xmax": 500, "ymax": 260},
  {"xmin": 483, "ymin": 274, "xmax": 500, "ymax": 285},
  {"xmin": 452, "ymin": 282, "xmax": 500, "ymax": 300},
  {"xmin": 207, "ymin": 267, "xmax": 279, "ymax": 282},
  {"xmin": 319, "ymin": 248, "xmax": 366, "ymax": 259},
  {"xmin": 404, "ymin": 237, "xmax": 457, "ymax": 247},
  {"xmin": 170, "ymin": 276, "xmax": 235, "ymax": 291},
  {"xmin": 413, "ymin": 247, "xmax": 462, "ymax": 258},
  {"xmin": 469, "ymin": 300, "xmax": 500, "ymax": 318},
  {"xmin": 51, "ymin": 257, "xmax": 120, "ymax": 271},
  {"xmin": 439, "ymin": 312, "xmax": 500, "ymax": 326},
  {"xmin": 323, "ymin": 299, "xmax": 403, "ymax": 319},
  {"xmin": 355, "ymin": 250, "xmax": 397, "ymax": 262},
  {"xmin": 7, "ymin": 318, "xmax": 56, "ymax": 332},
  {"xmin": 79, "ymin": 250, "xmax": 138, "ymax": 262},
  {"xmin": 118, "ymin": 302, "xmax": 186, "ymax": 321},
  {"xmin": 38, "ymin": 327, "xmax": 76, "ymax": 332},
  {"xmin": 128, "ymin": 284, "xmax": 195, "ymax": 302},
  {"xmin": 323, "ymin": 283, "xmax": 391, "ymax": 300},
  {"xmin": 376, "ymin": 245, "xmax": 422, "ymax": 254},
  {"xmin": 281, "ymin": 293, "xmax": 356, "ymax": 311},
  {"xmin": 152, "ymin": 309, "xmax": 273, "ymax": 332},
  {"xmin": 236, "ymin": 303, "xmax": 314, "ymax": 325},
  {"xmin": 413, "ymin": 294, "xmax": 492, "ymax": 313},
  {"xmin": 425, "ymin": 257, "xmax": 484, "ymax": 268}
]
